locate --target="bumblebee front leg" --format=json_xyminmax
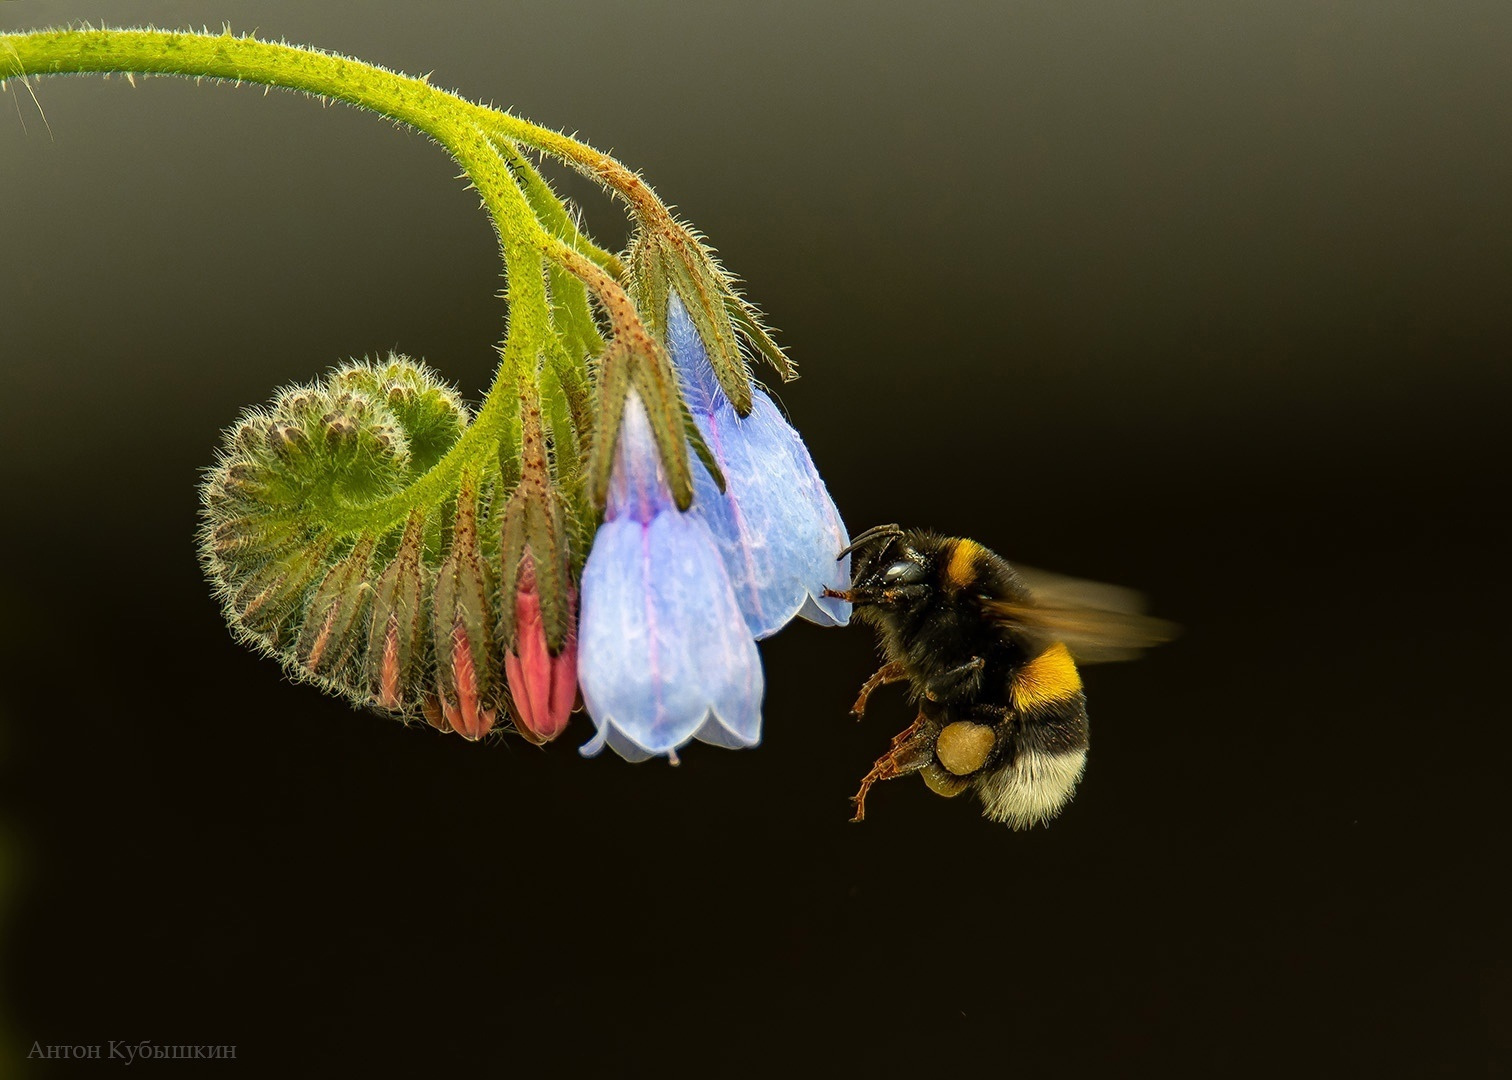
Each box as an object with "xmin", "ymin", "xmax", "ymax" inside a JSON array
[
  {"xmin": 850, "ymin": 660, "xmax": 908, "ymax": 719},
  {"xmin": 851, "ymin": 715, "xmax": 938, "ymax": 823}
]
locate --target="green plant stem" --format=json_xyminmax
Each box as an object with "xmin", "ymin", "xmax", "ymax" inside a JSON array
[
  {"xmin": 2, "ymin": 29, "xmax": 645, "ymax": 260},
  {"xmin": 1, "ymin": 26, "xmax": 649, "ymax": 533}
]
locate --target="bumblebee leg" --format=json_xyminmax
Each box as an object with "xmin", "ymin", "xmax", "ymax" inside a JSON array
[
  {"xmin": 922, "ymin": 656, "xmax": 986, "ymax": 703},
  {"xmin": 888, "ymin": 721, "xmax": 927, "ymax": 750},
  {"xmin": 850, "ymin": 660, "xmax": 908, "ymax": 719},
  {"xmin": 851, "ymin": 716, "xmax": 937, "ymax": 823}
]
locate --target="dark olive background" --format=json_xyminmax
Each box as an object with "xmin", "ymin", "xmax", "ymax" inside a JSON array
[{"xmin": 1, "ymin": 1, "xmax": 1504, "ymax": 1076}]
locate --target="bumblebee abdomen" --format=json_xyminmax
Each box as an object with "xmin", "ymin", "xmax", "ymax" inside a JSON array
[
  {"xmin": 977, "ymin": 642, "xmax": 1090, "ymax": 828},
  {"xmin": 975, "ymin": 739, "xmax": 1088, "ymax": 829}
]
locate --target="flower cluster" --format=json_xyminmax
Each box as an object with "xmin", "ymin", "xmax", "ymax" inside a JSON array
[
  {"xmin": 171, "ymin": 28, "xmax": 852, "ymax": 764},
  {"xmin": 576, "ymin": 297, "xmax": 850, "ymax": 761},
  {"xmin": 200, "ymin": 302, "xmax": 850, "ymax": 761}
]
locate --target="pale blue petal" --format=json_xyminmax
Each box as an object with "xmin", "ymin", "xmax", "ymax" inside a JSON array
[
  {"xmin": 666, "ymin": 296, "xmax": 722, "ymax": 414},
  {"xmin": 689, "ymin": 395, "xmax": 851, "ymax": 637},
  {"xmin": 605, "ymin": 388, "xmax": 675, "ymax": 525},
  {"xmin": 577, "ymin": 513, "xmax": 764, "ymax": 761},
  {"xmin": 666, "ymin": 295, "xmax": 852, "ymax": 637},
  {"xmin": 579, "ymin": 723, "xmax": 658, "ymax": 763}
]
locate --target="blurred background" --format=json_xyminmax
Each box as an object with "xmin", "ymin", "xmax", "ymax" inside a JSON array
[{"xmin": 2, "ymin": 1, "xmax": 1504, "ymax": 1074}]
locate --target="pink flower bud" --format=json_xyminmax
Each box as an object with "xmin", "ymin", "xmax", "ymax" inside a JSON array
[
  {"xmin": 442, "ymin": 621, "xmax": 497, "ymax": 741},
  {"xmin": 504, "ymin": 553, "xmax": 578, "ymax": 742},
  {"xmin": 431, "ymin": 481, "xmax": 501, "ymax": 742}
]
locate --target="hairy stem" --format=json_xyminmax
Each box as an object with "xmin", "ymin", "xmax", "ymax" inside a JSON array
[
  {"xmin": 2, "ymin": 27, "xmax": 663, "ymax": 531},
  {"xmin": 2, "ymin": 29, "xmax": 669, "ymax": 236}
]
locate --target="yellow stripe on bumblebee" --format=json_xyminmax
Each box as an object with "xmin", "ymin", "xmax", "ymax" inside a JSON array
[{"xmin": 1009, "ymin": 642, "xmax": 1083, "ymax": 711}]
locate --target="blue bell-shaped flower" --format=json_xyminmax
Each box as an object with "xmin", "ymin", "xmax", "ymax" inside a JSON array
[
  {"xmin": 576, "ymin": 389, "xmax": 764, "ymax": 761},
  {"xmin": 667, "ymin": 295, "xmax": 851, "ymax": 639}
]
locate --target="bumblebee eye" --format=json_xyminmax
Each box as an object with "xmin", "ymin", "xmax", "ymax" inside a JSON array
[{"xmin": 882, "ymin": 559, "xmax": 925, "ymax": 585}]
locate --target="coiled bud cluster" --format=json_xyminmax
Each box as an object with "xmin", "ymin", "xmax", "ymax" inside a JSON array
[{"xmin": 199, "ymin": 357, "xmax": 518, "ymax": 734}]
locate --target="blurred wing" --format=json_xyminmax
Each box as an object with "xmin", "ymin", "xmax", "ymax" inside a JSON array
[{"xmin": 987, "ymin": 565, "xmax": 1180, "ymax": 663}]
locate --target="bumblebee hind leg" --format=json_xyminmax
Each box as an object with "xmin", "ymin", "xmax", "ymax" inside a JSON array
[{"xmin": 850, "ymin": 714, "xmax": 937, "ymax": 823}]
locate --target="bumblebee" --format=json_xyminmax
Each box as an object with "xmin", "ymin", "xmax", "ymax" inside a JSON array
[{"xmin": 825, "ymin": 525, "xmax": 1174, "ymax": 828}]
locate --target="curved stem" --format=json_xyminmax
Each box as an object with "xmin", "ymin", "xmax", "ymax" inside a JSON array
[
  {"xmin": 2, "ymin": 29, "xmax": 667, "ymax": 234},
  {"xmin": 1, "ymin": 27, "xmax": 657, "ymax": 532},
  {"xmin": 481, "ymin": 117, "xmax": 670, "ymax": 228},
  {"xmin": 330, "ymin": 123, "xmax": 554, "ymax": 534},
  {"xmin": 496, "ymin": 141, "xmax": 624, "ymax": 278}
]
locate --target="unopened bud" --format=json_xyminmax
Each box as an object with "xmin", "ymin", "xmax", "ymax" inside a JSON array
[
  {"xmin": 329, "ymin": 357, "xmax": 470, "ymax": 474},
  {"xmin": 503, "ymin": 551, "xmax": 579, "ymax": 742},
  {"xmin": 295, "ymin": 535, "xmax": 376, "ymax": 691},
  {"xmin": 267, "ymin": 421, "xmax": 311, "ymax": 459},
  {"xmin": 440, "ymin": 622, "xmax": 496, "ymax": 740},
  {"xmin": 208, "ymin": 514, "xmax": 312, "ymax": 561},
  {"xmin": 365, "ymin": 510, "xmax": 431, "ymax": 712},
  {"xmin": 431, "ymin": 480, "xmax": 499, "ymax": 740},
  {"xmin": 228, "ymin": 537, "xmax": 333, "ymax": 643}
]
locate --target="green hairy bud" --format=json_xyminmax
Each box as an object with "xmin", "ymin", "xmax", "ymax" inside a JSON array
[
  {"xmin": 366, "ymin": 510, "xmax": 433, "ymax": 713},
  {"xmin": 430, "ymin": 476, "xmax": 502, "ymax": 740}
]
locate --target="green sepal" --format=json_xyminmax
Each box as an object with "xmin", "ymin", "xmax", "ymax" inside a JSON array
[
  {"xmin": 627, "ymin": 216, "xmax": 800, "ymax": 422},
  {"xmin": 629, "ymin": 227, "xmax": 753, "ymax": 417},
  {"xmin": 629, "ymin": 344, "xmax": 695, "ymax": 511},
  {"xmin": 537, "ymin": 358, "xmax": 591, "ymax": 572},
  {"xmin": 543, "ymin": 337, "xmax": 595, "ymax": 462},
  {"xmin": 499, "ymin": 346, "xmax": 580, "ymax": 652},
  {"xmin": 585, "ymin": 310, "xmax": 725, "ymax": 512},
  {"xmin": 723, "ymin": 290, "xmax": 794, "ymax": 384},
  {"xmin": 581, "ymin": 227, "xmax": 705, "ymax": 510},
  {"xmin": 584, "ymin": 345, "xmax": 623, "ymax": 511}
]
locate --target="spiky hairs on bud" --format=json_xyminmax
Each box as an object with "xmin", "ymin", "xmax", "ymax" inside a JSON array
[{"xmin": 199, "ymin": 355, "xmax": 470, "ymax": 717}]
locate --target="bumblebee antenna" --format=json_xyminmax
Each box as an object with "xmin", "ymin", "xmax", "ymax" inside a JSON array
[{"xmin": 837, "ymin": 523, "xmax": 904, "ymax": 561}]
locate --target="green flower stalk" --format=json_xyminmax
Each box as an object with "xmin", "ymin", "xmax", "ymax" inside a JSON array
[{"xmin": 3, "ymin": 26, "xmax": 851, "ymax": 751}]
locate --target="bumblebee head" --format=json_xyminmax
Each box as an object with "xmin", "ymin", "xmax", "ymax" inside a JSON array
[{"xmin": 825, "ymin": 524, "xmax": 938, "ymax": 619}]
